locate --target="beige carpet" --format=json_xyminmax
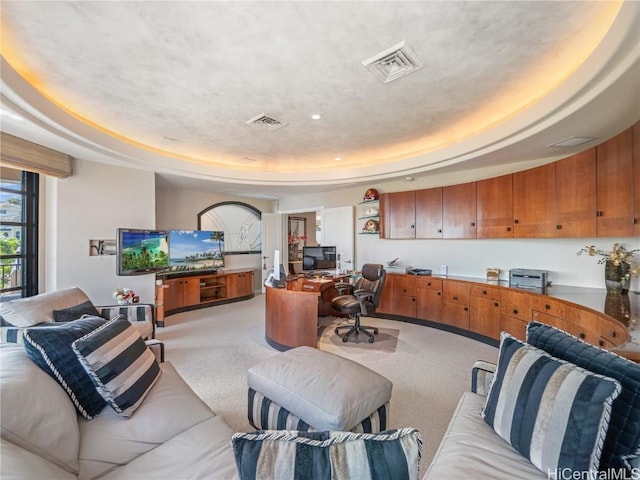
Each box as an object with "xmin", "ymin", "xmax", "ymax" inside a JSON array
[{"xmin": 155, "ymin": 294, "xmax": 498, "ymax": 474}]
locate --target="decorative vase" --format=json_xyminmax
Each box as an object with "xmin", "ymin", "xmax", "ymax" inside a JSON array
[
  {"xmin": 117, "ymin": 298, "xmax": 132, "ymax": 305},
  {"xmin": 604, "ymin": 260, "xmax": 631, "ymax": 294}
]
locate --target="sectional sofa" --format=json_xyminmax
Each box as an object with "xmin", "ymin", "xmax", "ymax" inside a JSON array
[{"xmin": 2, "ymin": 287, "xmax": 639, "ymax": 480}]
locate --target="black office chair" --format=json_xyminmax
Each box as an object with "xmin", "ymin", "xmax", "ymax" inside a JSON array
[{"xmin": 331, "ymin": 263, "xmax": 386, "ymax": 343}]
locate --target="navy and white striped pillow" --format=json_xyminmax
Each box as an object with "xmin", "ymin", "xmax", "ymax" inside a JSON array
[
  {"xmin": 232, "ymin": 428, "xmax": 422, "ymax": 480},
  {"xmin": 72, "ymin": 316, "xmax": 161, "ymax": 417},
  {"xmin": 482, "ymin": 332, "xmax": 621, "ymax": 475}
]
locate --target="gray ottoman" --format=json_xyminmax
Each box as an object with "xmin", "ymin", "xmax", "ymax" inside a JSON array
[{"xmin": 247, "ymin": 346, "xmax": 392, "ymax": 433}]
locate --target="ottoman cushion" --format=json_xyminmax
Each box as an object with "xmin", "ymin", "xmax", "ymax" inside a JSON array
[{"xmin": 247, "ymin": 346, "xmax": 392, "ymax": 431}]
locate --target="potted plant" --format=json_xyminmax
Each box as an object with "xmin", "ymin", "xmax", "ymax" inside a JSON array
[{"xmin": 577, "ymin": 243, "xmax": 639, "ymax": 294}]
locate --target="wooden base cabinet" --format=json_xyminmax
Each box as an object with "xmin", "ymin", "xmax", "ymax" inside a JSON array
[
  {"xmin": 375, "ymin": 274, "xmax": 631, "ymax": 355},
  {"xmin": 469, "ymin": 285, "xmax": 501, "ymax": 339},
  {"xmin": 159, "ymin": 270, "xmax": 255, "ymax": 321},
  {"xmin": 442, "ymin": 280, "xmax": 470, "ymax": 329},
  {"xmin": 416, "ymin": 277, "xmax": 442, "ymax": 322}
]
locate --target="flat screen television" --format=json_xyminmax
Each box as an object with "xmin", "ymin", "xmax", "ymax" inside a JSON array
[
  {"xmin": 167, "ymin": 230, "xmax": 224, "ymax": 273},
  {"xmin": 117, "ymin": 228, "xmax": 170, "ymax": 276},
  {"xmin": 302, "ymin": 246, "xmax": 337, "ymax": 271}
]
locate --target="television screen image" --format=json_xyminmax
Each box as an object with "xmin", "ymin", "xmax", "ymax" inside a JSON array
[
  {"xmin": 117, "ymin": 229, "xmax": 169, "ymax": 276},
  {"xmin": 302, "ymin": 246, "xmax": 337, "ymax": 271},
  {"xmin": 168, "ymin": 230, "xmax": 224, "ymax": 272}
]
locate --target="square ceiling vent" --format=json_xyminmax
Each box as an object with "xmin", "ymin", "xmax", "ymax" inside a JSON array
[
  {"xmin": 362, "ymin": 41, "xmax": 423, "ymax": 83},
  {"xmin": 246, "ymin": 113, "xmax": 288, "ymax": 131}
]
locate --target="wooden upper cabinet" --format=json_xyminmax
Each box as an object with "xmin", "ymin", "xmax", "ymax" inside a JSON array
[
  {"xmin": 385, "ymin": 191, "xmax": 416, "ymax": 239},
  {"xmin": 443, "ymin": 182, "xmax": 477, "ymax": 238},
  {"xmin": 596, "ymin": 128, "xmax": 634, "ymax": 237},
  {"xmin": 555, "ymin": 148, "xmax": 596, "ymax": 237},
  {"xmin": 476, "ymin": 174, "xmax": 513, "ymax": 238},
  {"xmin": 513, "ymin": 163, "xmax": 556, "ymax": 238},
  {"xmin": 634, "ymin": 121, "xmax": 640, "ymax": 236},
  {"xmin": 415, "ymin": 187, "xmax": 443, "ymax": 238}
]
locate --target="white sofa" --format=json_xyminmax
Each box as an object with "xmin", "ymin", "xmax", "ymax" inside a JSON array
[
  {"xmin": 0, "ymin": 287, "xmax": 239, "ymax": 479},
  {"xmin": 1, "ymin": 344, "xmax": 238, "ymax": 479},
  {"xmin": 423, "ymin": 361, "xmax": 545, "ymax": 479}
]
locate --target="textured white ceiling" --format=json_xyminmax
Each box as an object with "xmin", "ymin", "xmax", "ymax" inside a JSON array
[{"xmin": 0, "ymin": 1, "xmax": 639, "ymax": 197}]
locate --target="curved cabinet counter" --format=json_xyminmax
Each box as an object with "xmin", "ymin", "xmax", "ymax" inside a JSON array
[{"xmin": 375, "ymin": 273, "xmax": 638, "ymax": 361}]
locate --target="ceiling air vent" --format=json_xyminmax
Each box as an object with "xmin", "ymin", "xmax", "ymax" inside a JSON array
[
  {"xmin": 362, "ymin": 41, "xmax": 423, "ymax": 84},
  {"xmin": 548, "ymin": 136, "xmax": 597, "ymax": 148},
  {"xmin": 246, "ymin": 113, "xmax": 288, "ymax": 131}
]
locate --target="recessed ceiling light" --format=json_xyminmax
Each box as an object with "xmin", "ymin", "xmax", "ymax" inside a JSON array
[
  {"xmin": 334, "ymin": 156, "xmax": 342, "ymax": 161},
  {"xmin": 405, "ymin": 176, "xmax": 414, "ymax": 181},
  {"xmin": 311, "ymin": 114, "xmax": 322, "ymax": 120}
]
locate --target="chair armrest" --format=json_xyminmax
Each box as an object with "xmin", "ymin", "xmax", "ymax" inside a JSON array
[
  {"xmin": 96, "ymin": 303, "xmax": 155, "ymax": 339},
  {"xmin": 333, "ymin": 283, "xmax": 353, "ymax": 295},
  {"xmin": 471, "ymin": 360, "xmax": 496, "ymax": 396},
  {"xmin": 354, "ymin": 291, "xmax": 374, "ymax": 315}
]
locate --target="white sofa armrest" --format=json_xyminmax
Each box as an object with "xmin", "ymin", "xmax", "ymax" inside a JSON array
[
  {"xmin": 96, "ymin": 304, "xmax": 155, "ymax": 339},
  {"xmin": 471, "ymin": 361, "xmax": 496, "ymax": 396}
]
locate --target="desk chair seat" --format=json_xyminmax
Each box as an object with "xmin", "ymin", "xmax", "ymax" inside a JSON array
[{"xmin": 332, "ymin": 263, "xmax": 386, "ymax": 343}]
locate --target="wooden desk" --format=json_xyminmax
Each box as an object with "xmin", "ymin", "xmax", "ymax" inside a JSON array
[{"xmin": 264, "ymin": 276, "xmax": 347, "ymax": 351}]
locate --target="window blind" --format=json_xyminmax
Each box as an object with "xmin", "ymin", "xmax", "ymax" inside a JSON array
[{"xmin": 1, "ymin": 132, "xmax": 72, "ymax": 178}]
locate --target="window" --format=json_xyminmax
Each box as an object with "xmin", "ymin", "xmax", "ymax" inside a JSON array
[{"xmin": 0, "ymin": 170, "xmax": 38, "ymax": 301}]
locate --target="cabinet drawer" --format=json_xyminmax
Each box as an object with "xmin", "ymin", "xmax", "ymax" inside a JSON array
[
  {"xmin": 500, "ymin": 290, "xmax": 532, "ymax": 321},
  {"xmin": 600, "ymin": 318, "xmax": 628, "ymax": 346},
  {"xmin": 418, "ymin": 277, "xmax": 442, "ymax": 291},
  {"xmin": 470, "ymin": 284, "xmax": 501, "ymax": 302},
  {"xmin": 393, "ymin": 276, "xmax": 417, "ymax": 296},
  {"xmin": 531, "ymin": 311, "xmax": 567, "ymax": 331},
  {"xmin": 443, "ymin": 280, "xmax": 470, "ymax": 305},
  {"xmin": 531, "ymin": 297, "xmax": 565, "ymax": 319}
]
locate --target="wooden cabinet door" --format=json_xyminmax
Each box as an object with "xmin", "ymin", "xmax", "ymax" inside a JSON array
[
  {"xmin": 500, "ymin": 315, "xmax": 527, "ymax": 341},
  {"xmin": 387, "ymin": 191, "xmax": 416, "ymax": 239},
  {"xmin": 442, "ymin": 302, "xmax": 470, "ymax": 329},
  {"xmin": 415, "ymin": 188, "xmax": 443, "ymax": 238},
  {"xmin": 163, "ymin": 278, "xmax": 184, "ymax": 311},
  {"xmin": 183, "ymin": 277, "xmax": 202, "ymax": 305},
  {"xmin": 596, "ymin": 128, "xmax": 634, "ymax": 237},
  {"xmin": 555, "ymin": 149, "xmax": 596, "ymax": 237},
  {"xmin": 634, "ymin": 121, "xmax": 640, "ymax": 236},
  {"xmin": 470, "ymin": 296, "xmax": 501, "ymax": 339},
  {"xmin": 416, "ymin": 287, "xmax": 442, "ymax": 322},
  {"xmin": 376, "ymin": 273, "xmax": 394, "ymax": 314},
  {"xmin": 228, "ymin": 272, "xmax": 254, "ymax": 298},
  {"xmin": 513, "ymin": 163, "xmax": 556, "ymax": 238},
  {"xmin": 442, "ymin": 182, "xmax": 477, "ymax": 238},
  {"xmin": 476, "ymin": 174, "xmax": 513, "ymax": 238},
  {"xmin": 393, "ymin": 275, "xmax": 417, "ymax": 317}
]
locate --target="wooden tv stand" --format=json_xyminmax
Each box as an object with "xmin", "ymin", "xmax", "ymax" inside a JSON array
[{"xmin": 155, "ymin": 269, "xmax": 255, "ymax": 326}]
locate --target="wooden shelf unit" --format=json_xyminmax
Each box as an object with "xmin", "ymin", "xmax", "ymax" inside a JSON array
[{"xmin": 156, "ymin": 269, "xmax": 255, "ymax": 326}]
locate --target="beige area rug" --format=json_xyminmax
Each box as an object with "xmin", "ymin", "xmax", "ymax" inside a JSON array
[
  {"xmin": 156, "ymin": 294, "xmax": 498, "ymax": 476},
  {"xmin": 318, "ymin": 316, "xmax": 400, "ymax": 355}
]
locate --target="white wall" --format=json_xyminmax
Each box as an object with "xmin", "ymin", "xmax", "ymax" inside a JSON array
[
  {"xmin": 43, "ymin": 158, "xmax": 639, "ymax": 300},
  {"xmin": 155, "ymin": 185, "xmax": 276, "ymax": 290},
  {"xmin": 45, "ymin": 159, "xmax": 157, "ymax": 304},
  {"xmin": 278, "ymin": 182, "xmax": 640, "ymax": 291}
]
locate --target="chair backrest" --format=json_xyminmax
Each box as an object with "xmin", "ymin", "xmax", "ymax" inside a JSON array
[{"xmin": 355, "ymin": 263, "xmax": 387, "ymax": 309}]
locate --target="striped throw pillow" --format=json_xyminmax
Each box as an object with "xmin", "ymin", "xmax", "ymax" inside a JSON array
[
  {"xmin": 23, "ymin": 316, "xmax": 108, "ymax": 419},
  {"xmin": 72, "ymin": 316, "xmax": 161, "ymax": 417},
  {"xmin": 526, "ymin": 321, "xmax": 640, "ymax": 472},
  {"xmin": 232, "ymin": 428, "xmax": 422, "ymax": 480},
  {"xmin": 482, "ymin": 332, "xmax": 621, "ymax": 475}
]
